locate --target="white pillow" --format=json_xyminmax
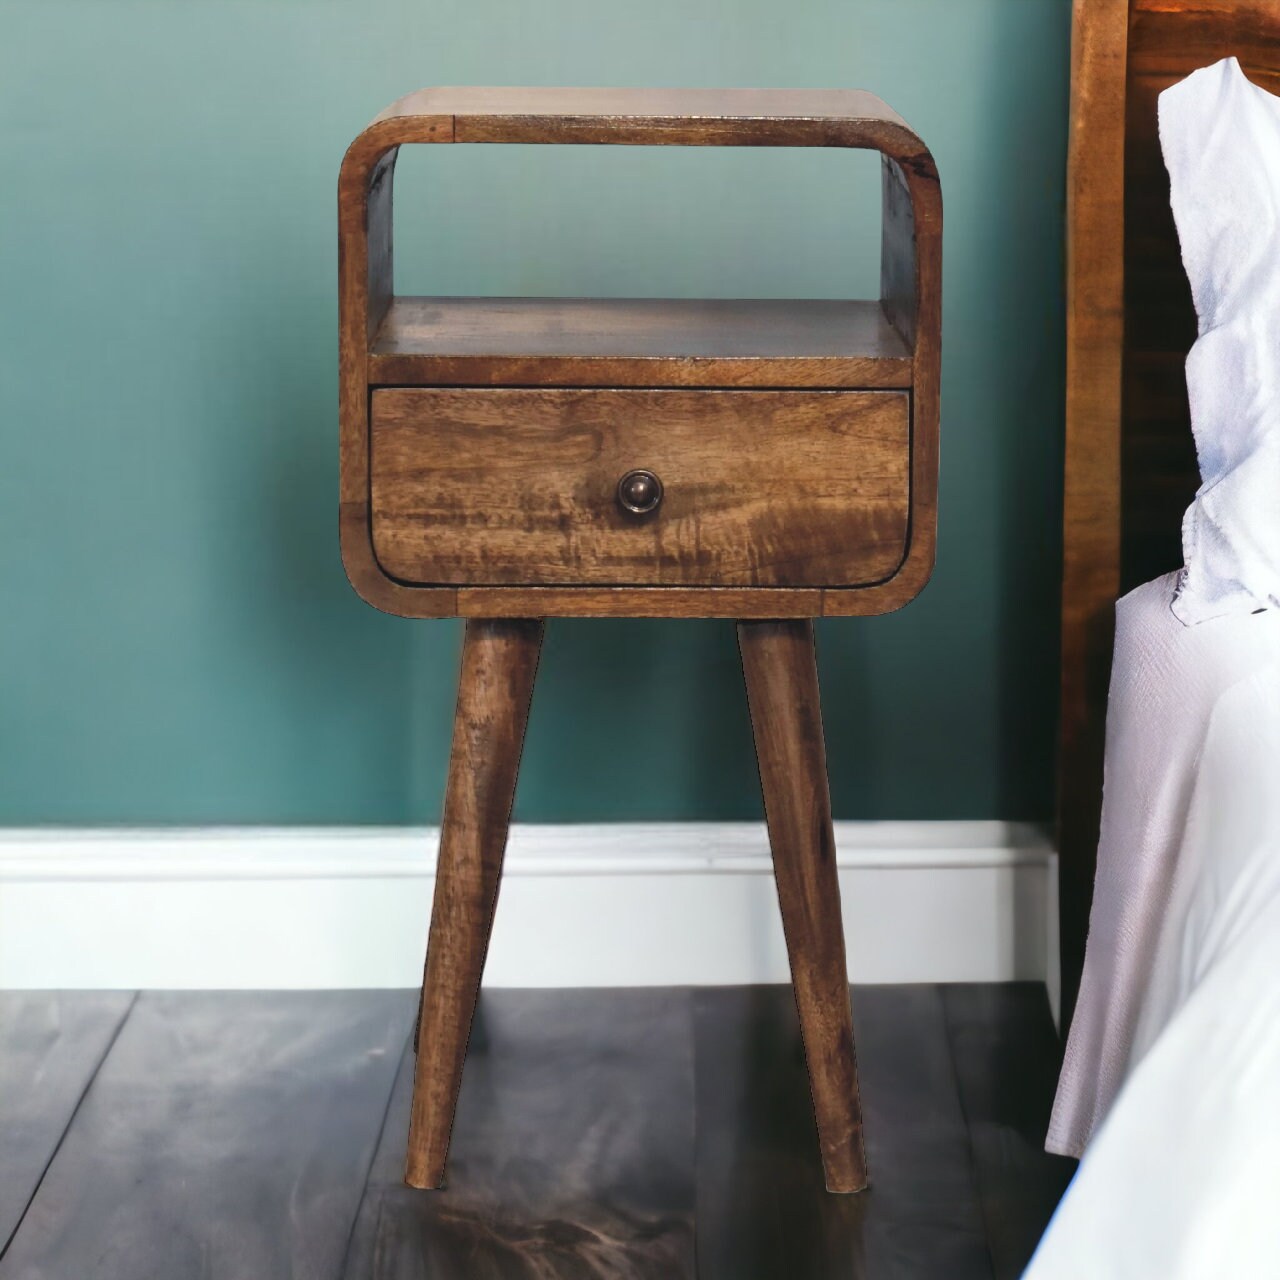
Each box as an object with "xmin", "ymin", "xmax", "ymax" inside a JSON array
[{"xmin": 1159, "ymin": 58, "xmax": 1280, "ymax": 624}]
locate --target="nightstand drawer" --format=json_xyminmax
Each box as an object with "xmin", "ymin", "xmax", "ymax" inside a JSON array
[{"xmin": 369, "ymin": 387, "xmax": 910, "ymax": 589}]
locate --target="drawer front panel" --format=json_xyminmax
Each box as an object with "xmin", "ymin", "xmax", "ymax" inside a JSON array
[{"xmin": 370, "ymin": 388, "xmax": 910, "ymax": 588}]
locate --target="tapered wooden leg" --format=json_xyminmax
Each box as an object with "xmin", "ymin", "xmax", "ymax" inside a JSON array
[
  {"xmin": 737, "ymin": 619, "xmax": 868, "ymax": 1193},
  {"xmin": 405, "ymin": 617, "xmax": 544, "ymax": 1189}
]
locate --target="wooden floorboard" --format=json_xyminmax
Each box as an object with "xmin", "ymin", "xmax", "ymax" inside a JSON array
[
  {"xmin": 693, "ymin": 985, "xmax": 870, "ymax": 1280},
  {"xmin": 344, "ymin": 987, "xmax": 697, "ymax": 1279},
  {"xmin": 0, "ymin": 991, "xmax": 136, "ymax": 1253},
  {"xmin": 1, "ymin": 985, "xmax": 1068, "ymax": 1279},
  {"xmin": 844, "ymin": 984, "xmax": 992, "ymax": 1279},
  {"xmin": 942, "ymin": 983, "xmax": 1076, "ymax": 1280},
  {"xmin": 692, "ymin": 985, "xmax": 994, "ymax": 1280},
  {"xmin": 0, "ymin": 990, "xmax": 411, "ymax": 1280}
]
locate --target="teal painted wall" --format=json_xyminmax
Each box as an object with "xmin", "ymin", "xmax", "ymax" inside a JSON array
[{"xmin": 0, "ymin": 0, "xmax": 1069, "ymax": 825}]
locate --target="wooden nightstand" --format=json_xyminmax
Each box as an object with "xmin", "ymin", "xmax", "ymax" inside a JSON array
[{"xmin": 339, "ymin": 87, "xmax": 941, "ymax": 1195}]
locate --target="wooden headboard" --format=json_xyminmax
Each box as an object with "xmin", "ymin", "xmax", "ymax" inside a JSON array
[{"xmin": 1059, "ymin": 0, "xmax": 1280, "ymax": 1022}]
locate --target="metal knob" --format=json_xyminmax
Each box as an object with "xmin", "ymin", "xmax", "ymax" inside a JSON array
[{"xmin": 616, "ymin": 469, "xmax": 663, "ymax": 515}]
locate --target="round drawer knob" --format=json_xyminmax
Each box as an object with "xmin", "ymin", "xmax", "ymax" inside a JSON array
[{"xmin": 617, "ymin": 469, "xmax": 664, "ymax": 515}]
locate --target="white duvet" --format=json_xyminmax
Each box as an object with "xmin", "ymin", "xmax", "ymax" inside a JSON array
[{"xmin": 1028, "ymin": 574, "xmax": 1280, "ymax": 1277}]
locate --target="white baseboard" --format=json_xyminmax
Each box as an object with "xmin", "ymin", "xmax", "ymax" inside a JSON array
[{"xmin": 0, "ymin": 822, "xmax": 1057, "ymax": 1008}]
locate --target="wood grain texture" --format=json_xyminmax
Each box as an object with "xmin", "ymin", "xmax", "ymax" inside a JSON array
[
  {"xmin": 338, "ymin": 86, "xmax": 941, "ymax": 622},
  {"xmin": 851, "ymin": 146, "xmax": 943, "ymax": 621},
  {"xmin": 880, "ymin": 159, "xmax": 918, "ymax": 350},
  {"xmin": 406, "ymin": 618, "xmax": 544, "ymax": 1190},
  {"xmin": 0, "ymin": 991, "xmax": 136, "ymax": 1253},
  {"xmin": 369, "ymin": 297, "xmax": 913, "ymax": 389},
  {"xmin": 738, "ymin": 620, "xmax": 866, "ymax": 1193},
  {"xmin": 367, "ymin": 86, "xmax": 919, "ymax": 147},
  {"xmin": 1127, "ymin": 0, "xmax": 1280, "ymax": 81},
  {"xmin": 352, "ymin": 989, "xmax": 695, "ymax": 1279},
  {"xmin": 4, "ymin": 987, "xmax": 1070, "ymax": 1277},
  {"xmin": 0, "ymin": 991, "xmax": 411, "ymax": 1280},
  {"xmin": 339, "ymin": 504, "xmax": 457, "ymax": 619},
  {"xmin": 454, "ymin": 585, "xmax": 823, "ymax": 619},
  {"xmin": 941, "ymin": 984, "xmax": 1076, "ymax": 1280},
  {"xmin": 693, "ymin": 985, "xmax": 996, "ymax": 1280},
  {"xmin": 371, "ymin": 388, "xmax": 910, "ymax": 589},
  {"xmin": 1058, "ymin": 0, "xmax": 1129, "ymax": 1028},
  {"xmin": 337, "ymin": 578, "xmax": 926, "ymax": 622},
  {"xmin": 339, "ymin": 139, "xmax": 452, "ymax": 621},
  {"xmin": 692, "ymin": 986, "xmax": 869, "ymax": 1279},
  {"xmin": 852, "ymin": 985, "xmax": 994, "ymax": 1276}
]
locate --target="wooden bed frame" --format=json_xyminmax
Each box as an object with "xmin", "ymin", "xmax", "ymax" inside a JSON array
[{"xmin": 1060, "ymin": 0, "xmax": 1280, "ymax": 1022}]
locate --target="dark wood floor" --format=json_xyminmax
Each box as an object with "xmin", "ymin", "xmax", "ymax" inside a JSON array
[{"xmin": 0, "ymin": 985, "xmax": 1073, "ymax": 1279}]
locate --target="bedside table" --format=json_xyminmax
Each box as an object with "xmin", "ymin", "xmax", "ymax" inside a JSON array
[{"xmin": 338, "ymin": 87, "xmax": 941, "ymax": 1195}]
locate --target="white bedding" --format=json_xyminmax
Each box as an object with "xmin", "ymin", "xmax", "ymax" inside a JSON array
[
  {"xmin": 1161, "ymin": 59, "xmax": 1280, "ymax": 624},
  {"xmin": 1028, "ymin": 574, "xmax": 1280, "ymax": 1276}
]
